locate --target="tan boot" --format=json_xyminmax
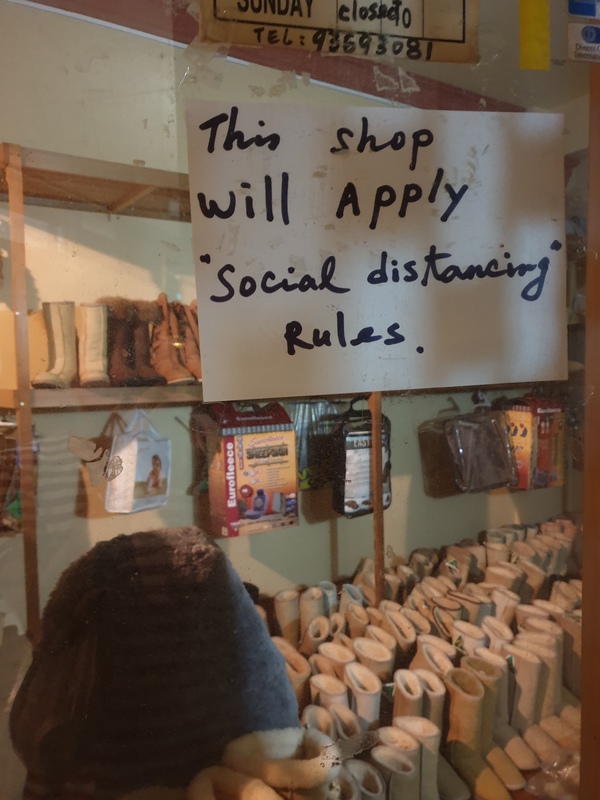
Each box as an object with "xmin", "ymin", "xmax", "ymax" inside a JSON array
[
  {"xmin": 443, "ymin": 668, "xmax": 511, "ymax": 800},
  {"xmin": 274, "ymin": 588, "xmax": 300, "ymax": 647},
  {"xmin": 392, "ymin": 669, "xmax": 423, "ymax": 719},
  {"xmin": 172, "ymin": 300, "xmax": 202, "ymax": 380},
  {"xmin": 371, "ymin": 745, "xmax": 419, "ymax": 800},
  {"xmin": 271, "ymin": 636, "xmax": 311, "ymax": 713},
  {"xmin": 150, "ymin": 293, "xmax": 194, "ymax": 384},
  {"xmin": 393, "ymin": 716, "xmax": 444, "ymax": 800},
  {"xmin": 352, "ymin": 637, "xmax": 394, "ymax": 683},
  {"xmin": 318, "ymin": 641, "xmax": 356, "ymax": 680},
  {"xmin": 344, "ymin": 662, "xmax": 382, "ymax": 730}
]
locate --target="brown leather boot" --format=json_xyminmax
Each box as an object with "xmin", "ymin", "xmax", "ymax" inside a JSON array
[
  {"xmin": 151, "ymin": 293, "xmax": 195, "ymax": 385},
  {"xmin": 172, "ymin": 301, "xmax": 202, "ymax": 380}
]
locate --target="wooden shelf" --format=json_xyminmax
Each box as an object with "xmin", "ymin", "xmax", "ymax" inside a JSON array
[
  {"xmin": 0, "ymin": 143, "xmax": 190, "ymax": 221},
  {"xmin": 0, "ymin": 384, "xmax": 203, "ymax": 410}
]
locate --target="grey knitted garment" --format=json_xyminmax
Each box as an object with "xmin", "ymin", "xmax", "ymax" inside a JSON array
[{"xmin": 10, "ymin": 527, "xmax": 299, "ymax": 793}]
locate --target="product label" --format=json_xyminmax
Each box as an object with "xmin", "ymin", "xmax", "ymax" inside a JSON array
[{"xmin": 568, "ymin": 22, "xmax": 600, "ymax": 60}]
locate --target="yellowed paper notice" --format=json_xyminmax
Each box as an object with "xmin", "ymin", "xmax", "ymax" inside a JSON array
[{"xmin": 198, "ymin": 0, "xmax": 479, "ymax": 63}]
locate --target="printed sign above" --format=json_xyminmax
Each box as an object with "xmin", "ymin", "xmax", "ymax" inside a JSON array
[
  {"xmin": 186, "ymin": 101, "xmax": 567, "ymax": 402},
  {"xmin": 198, "ymin": 0, "xmax": 479, "ymax": 63}
]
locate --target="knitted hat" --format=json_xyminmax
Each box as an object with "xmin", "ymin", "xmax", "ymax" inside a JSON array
[{"xmin": 10, "ymin": 527, "xmax": 299, "ymax": 794}]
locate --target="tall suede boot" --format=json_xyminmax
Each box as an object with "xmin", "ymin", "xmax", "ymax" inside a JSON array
[
  {"xmin": 443, "ymin": 668, "xmax": 511, "ymax": 800},
  {"xmin": 461, "ymin": 656, "xmax": 525, "ymax": 791},
  {"xmin": 151, "ymin": 293, "xmax": 194, "ymax": 384},
  {"xmin": 76, "ymin": 303, "xmax": 110, "ymax": 387},
  {"xmin": 33, "ymin": 301, "xmax": 78, "ymax": 388},
  {"xmin": 172, "ymin": 300, "xmax": 202, "ymax": 380}
]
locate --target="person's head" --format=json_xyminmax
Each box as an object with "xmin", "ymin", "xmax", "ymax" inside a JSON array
[{"xmin": 152, "ymin": 455, "xmax": 161, "ymax": 471}]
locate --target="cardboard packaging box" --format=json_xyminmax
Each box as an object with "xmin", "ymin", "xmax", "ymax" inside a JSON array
[{"xmin": 206, "ymin": 402, "xmax": 298, "ymax": 538}]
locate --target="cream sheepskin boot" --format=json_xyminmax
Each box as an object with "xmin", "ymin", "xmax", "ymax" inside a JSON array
[
  {"xmin": 443, "ymin": 668, "xmax": 511, "ymax": 800},
  {"xmin": 371, "ymin": 745, "xmax": 419, "ymax": 800}
]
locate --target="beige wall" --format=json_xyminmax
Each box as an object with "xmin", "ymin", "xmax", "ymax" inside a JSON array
[{"xmin": 0, "ymin": 0, "xmax": 572, "ymax": 630}]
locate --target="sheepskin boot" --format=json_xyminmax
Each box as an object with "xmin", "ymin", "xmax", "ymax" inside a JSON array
[
  {"xmin": 172, "ymin": 300, "xmax": 202, "ymax": 380},
  {"xmin": 447, "ymin": 591, "xmax": 491, "ymax": 626},
  {"xmin": 365, "ymin": 624, "xmax": 397, "ymax": 661},
  {"xmin": 346, "ymin": 603, "xmax": 369, "ymax": 639},
  {"xmin": 392, "ymin": 669, "xmax": 423, "ymax": 719},
  {"xmin": 401, "ymin": 608, "xmax": 432, "ymax": 637},
  {"xmin": 381, "ymin": 610, "xmax": 417, "ymax": 666},
  {"xmin": 33, "ymin": 301, "xmax": 78, "ymax": 388},
  {"xmin": 371, "ymin": 745, "xmax": 419, "ymax": 800},
  {"xmin": 443, "ymin": 668, "xmax": 511, "ymax": 800},
  {"xmin": 76, "ymin": 303, "xmax": 110, "ymax": 387},
  {"xmin": 300, "ymin": 587, "xmax": 327, "ymax": 638},
  {"xmin": 329, "ymin": 613, "xmax": 347, "ymax": 639},
  {"xmin": 411, "ymin": 671, "xmax": 471, "ymax": 800},
  {"xmin": 393, "ymin": 716, "xmax": 444, "ymax": 800},
  {"xmin": 329, "ymin": 703, "xmax": 362, "ymax": 742},
  {"xmin": 344, "ymin": 759, "xmax": 386, "ymax": 800},
  {"xmin": 337, "ymin": 767, "xmax": 361, "ymax": 800},
  {"xmin": 451, "ymin": 620, "xmax": 488, "ymax": 656},
  {"xmin": 377, "ymin": 725, "xmax": 421, "ymax": 774},
  {"xmin": 272, "ymin": 637, "xmax": 311, "ymax": 713},
  {"xmin": 480, "ymin": 617, "xmax": 513, "ymax": 656},
  {"xmin": 339, "ymin": 584, "xmax": 365, "ymax": 616},
  {"xmin": 344, "ymin": 662, "xmax": 382, "ymax": 730},
  {"xmin": 514, "ymin": 632, "xmax": 562, "ymax": 720},
  {"xmin": 558, "ymin": 611, "xmax": 582, "ymax": 698},
  {"xmin": 352, "ymin": 637, "xmax": 394, "ymax": 683},
  {"xmin": 461, "ymin": 656, "xmax": 525, "ymax": 791},
  {"xmin": 151, "ymin": 293, "xmax": 194, "ymax": 384},
  {"xmin": 415, "ymin": 634, "xmax": 459, "ymax": 666},
  {"xmin": 550, "ymin": 580, "xmax": 580, "ymax": 612},
  {"xmin": 309, "ymin": 673, "xmax": 349, "ymax": 710},
  {"xmin": 318, "ymin": 581, "xmax": 339, "ymax": 615},
  {"xmin": 318, "ymin": 642, "xmax": 356, "ymax": 681},
  {"xmin": 301, "ymin": 705, "xmax": 336, "ymax": 741},
  {"xmin": 221, "ymin": 727, "xmax": 341, "ymax": 799},
  {"xmin": 490, "ymin": 587, "xmax": 520, "ymax": 627},
  {"xmin": 274, "ymin": 589, "xmax": 300, "ymax": 647},
  {"xmin": 299, "ymin": 617, "xmax": 330, "ymax": 658},
  {"xmin": 503, "ymin": 643, "xmax": 543, "ymax": 731},
  {"xmin": 409, "ymin": 642, "xmax": 453, "ymax": 679},
  {"xmin": 473, "ymin": 647, "xmax": 540, "ymax": 771}
]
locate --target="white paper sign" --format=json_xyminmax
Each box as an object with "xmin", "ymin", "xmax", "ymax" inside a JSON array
[{"xmin": 186, "ymin": 102, "xmax": 567, "ymax": 402}]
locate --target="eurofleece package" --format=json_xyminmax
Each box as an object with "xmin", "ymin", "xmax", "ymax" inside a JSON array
[{"xmin": 204, "ymin": 402, "xmax": 298, "ymax": 537}]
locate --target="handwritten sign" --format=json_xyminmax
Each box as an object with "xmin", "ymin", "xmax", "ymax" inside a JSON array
[
  {"xmin": 198, "ymin": 0, "xmax": 479, "ymax": 63},
  {"xmin": 186, "ymin": 101, "xmax": 567, "ymax": 402}
]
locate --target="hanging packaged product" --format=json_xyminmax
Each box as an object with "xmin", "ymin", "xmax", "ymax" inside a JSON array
[
  {"xmin": 204, "ymin": 402, "xmax": 298, "ymax": 537},
  {"xmin": 505, "ymin": 395, "xmax": 565, "ymax": 489},
  {"xmin": 443, "ymin": 406, "xmax": 517, "ymax": 493},
  {"xmin": 287, "ymin": 399, "xmax": 348, "ymax": 490},
  {"xmin": 417, "ymin": 398, "xmax": 463, "ymax": 499},
  {"xmin": 104, "ymin": 410, "xmax": 171, "ymax": 513},
  {"xmin": 331, "ymin": 401, "xmax": 392, "ymax": 518}
]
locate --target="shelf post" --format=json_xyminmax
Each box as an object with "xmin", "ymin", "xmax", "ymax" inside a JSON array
[
  {"xmin": 369, "ymin": 391, "xmax": 385, "ymax": 605},
  {"xmin": 6, "ymin": 144, "xmax": 41, "ymax": 641}
]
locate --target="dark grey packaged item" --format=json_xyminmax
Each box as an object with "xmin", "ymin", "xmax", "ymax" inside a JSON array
[
  {"xmin": 443, "ymin": 409, "xmax": 517, "ymax": 493},
  {"xmin": 417, "ymin": 416, "xmax": 462, "ymax": 498},
  {"xmin": 331, "ymin": 404, "xmax": 392, "ymax": 518}
]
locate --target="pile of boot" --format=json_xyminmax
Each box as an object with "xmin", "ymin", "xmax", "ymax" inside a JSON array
[
  {"xmin": 31, "ymin": 295, "xmax": 202, "ymax": 389},
  {"xmin": 257, "ymin": 517, "xmax": 581, "ymax": 800}
]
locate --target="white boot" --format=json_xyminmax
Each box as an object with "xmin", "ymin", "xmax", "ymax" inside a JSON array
[
  {"xmin": 409, "ymin": 642, "xmax": 453, "ymax": 679},
  {"xmin": 352, "ymin": 637, "xmax": 394, "ymax": 682},
  {"xmin": 382, "ymin": 610, "xmax": 417, "ymax": 666},
  {"xmin": 76, "ymin": 303, "xmax": 110, "ymax": 387},
  {"xmin": 330, "ymin": 612, "xmax": 347, "ymax": 639},
  {"xmin": 461, "ymin": 655, "xmax": 525, "ymax": 791},
  {"xmin": 514, "ymin": 632, "xmax": 562, "ymax": 720},
  {"xmin": 318, "ymin": 641, "xmax": 356, "ymax": 680},
  {"xmin": 33, "ymin": 301, "xmax": 78, "ymax": 388},
  {"xmin": 344, "ymin": 662, "xmax": 382, "ymax": 730},
  {"xmin": 329, "ymin": 702, "xmax": 362, "ymax": 742},
  {"xmin": 409, "ymin": 674, "xmax": 471, "ymax": 800},
  {"xmin": 451, "ymin": 620, "xmax": 488, "ymax": 656},
  {"xmin": 365, "ymin": 624, "xmax": 397, "ymax": 661},
  {"xmin": 415, "ymin": 634, "xmax": 458, "ymax": 666},
  {"xmin": 394, "ymin": 716, "xmax": 443, "ymax": 800},
  {"xmin": 392, "ymin": 669, "xmax": 423, "ymax": 719},
  {"xmin": 443, "ymin": 668, "xmax": 511, "ymax": 800},
  {"xmin": 503, "ymin": 643, "xmax": 543, "ymax": 731},
  {"xmin": 300, "ymin": 587, "xmax": 326, "ymax": 638},
  {"xmin": 558, "ymin": 611, "xmax": 582, "ymax": 698},
  {"xmin": 301, "ymin": 704, "xmax": 336, "ymax": 740},
  {"xmin": 309, "ymin": 673, "xmax": 349, "ymax": 709},
  {"xmin": 274, "ymin": 589, "xmax": 300, "ymax": 646},
  {"xmin": 480, "ymin": 617, "xmax": 513, "ymax": 656},
  {"xmin": 299, "ymin": 617, "xmax": 330, "ymax": 657},
  {"xmin": 346, "ymin": 602, "xmax": 370, "ymax": 639},
  {"xmin": 474, "ymin": 647, "xmax": 540, "ymax": 771},
  {"xmin": 371, "ymin": 745, "xmax": 419, "ymax": 800},
  {"xmin": 490, "ymin": 587, "xmax": 520, "ymax": 627},
  {"xmin": 344, "ymin": 759, "xmax": 386, "ymax": 799}
]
